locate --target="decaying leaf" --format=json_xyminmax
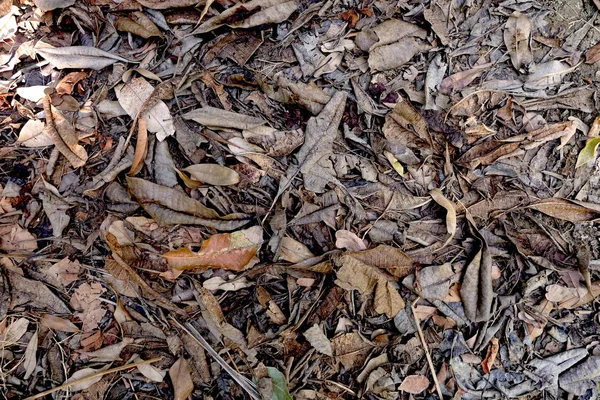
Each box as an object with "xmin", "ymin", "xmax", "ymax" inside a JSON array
[
  {"xmin": 303, "ymin": 324, "xmax": 332, "ymax": 356},
  {"xmin": 114, "ymin": 12, "xmax": 163, "ymax": 39},
  {"xmin": 332, "ymin": 332, "xmax": 374, "ymax": 370},
  {"xmin": 4, "ymin": 268, "xmax": 70, "ymax": 313},
  {"xmin": 527, "ymin": 198, "xmax": 600, "ymax": 222},
  {"xmin": 182, "ymin": 106, "xmax": 265, "ymax": 130},
  {"xmin": 43, "ymin": 96, "xmax": 88, "ymax": 168},
  {"xmin": 193, "ymin": 0, "xmax": 298, "ymax": 34},
  {"xmin": 429, "ymin": 189, "xmax": 457, "ymax": 248},
  {"xmin": 279, "ymin": 236, "xmax": 314, "ymax": 263},
  {"xmin": 503, "ymin": 12, "xmax": 533, "ymax": 71},
  {"xmin": 128, "ymin": 118, "xmax": 148, "ymax": 175},
  {"xmin": 164, "ymin": 226, "xmax": 263, "ymax": 271},
  {"xmin": 335, "ymin": 230, "xmax": 366, "ymax": 251},
  {"xmin": 460, "ymin": 242, "xmax": 494, "ymax": 322},
  {"xmin": 16, "ymin": 119, "xmax": 52, "ymax": 147},
  {"xmin": 33, "ymin": 0, "xmax": 75, "ymax": 10},
  {"xmin": 399, "ymin": 375, "xmax": 429, "ymax": 394},
  {"xmin": 35, "ymin": 41, "xmax": 129, "ymax": 70},
  {"xmin": 135, "ymin": 0, "xmax": 199, "ymax": 9},
  {"xmin": 169, "ymin": 357, "xmax": 194, "ymax": 400},
  {"xmin": 41, "ymin": 314, "xmax": 79, "ymax": 332},
  {"xmin": 0, "ymin": 223, "xmax": 37, "ymax": 252},
  {"xmin": 481, "ymin": 338, "xmax": 499, "ymax": 374},
  {"xmin": 559, "ymin": 356, "xmax": 600, "ymax": 396},
  {"xmin": 586, "ymin": 41, "xmax": 600, "ymax": 64},
  {"xmin": 126, "ymin": 177, "xmax": 250, "ymax": 230},
  {"xmin": 440, "ymin": 63, "xmax": 492, "ymax": 94},
  {"xmin": 576, "ymin": 135, "xmax": 600, "ymax": 168},
  {"xmin": 23, "ymin": 329, "xmax": 38, "ymax": 379},
  {"xmin": 182, "ymin": 164, "xmax": 240, "ymax": 186},
  {"xmin": 545, "ymin": 282, "xmax": 600, "ymax": 309}
]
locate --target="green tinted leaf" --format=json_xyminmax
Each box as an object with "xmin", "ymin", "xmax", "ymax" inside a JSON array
[
  {"xmin": 576, "ymin": 137, "xmax": 600, "ymax": 168},
  {"xmin": 266, "ymin": 367, "xmax": 292, "ymax": 400}
]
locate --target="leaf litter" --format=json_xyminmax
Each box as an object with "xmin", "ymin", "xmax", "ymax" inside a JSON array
[{"xmin": 2, "ymin": 0, "xmax": 600, "ymax": 399}]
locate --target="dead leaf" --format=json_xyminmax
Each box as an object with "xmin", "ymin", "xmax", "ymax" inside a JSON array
[
  {"xmin": 440, "ymin": 63, "xmax": 492, "ymax": 94},
  {"xmin": 413, "ymin": 263, "xmax": 455, "ymax": 300},
  {"xmin": 303, "ymin": 324, "xmax": 332, "ymax": 356},
  {"xmin": 0, "ymin": 223, "xmax": 37, "ymax": 252},
  {"xmin": 193, "ymin": 0, "xmax": 298, "ymax": 34},
  {"xmin": 34, "ymin": 0, "xmax": 75, "ymax": 10},
  {"xmin": 67, "ymin": 366, "xmax": 109, "ymax": 392},
  {"xmin": 335, "ymin": 230, "xmax": 366, "ymax": 251},
  {"xmin": 526, "ymin": 61, "xmax": 573, "ymax": 89},
  {"xmin": 164, "ymin": 226, "xmax": 263, "ymax": 271},
  {"xmin": 332, "ymin": 332, "xmax": 373, "ymax": 370},
  {"xmin": 41, "ymin": 314, "xmax": 79, "ymax": 332},
  {"xmin": 4, "ymin": 268, "xmax": 70, "ymax": 313},
  {"xmin": 70, "ymin": 282, "xmax": 107, "ymax": 332},
  {"xmin": 47, "ymin": 258, "xmax": 81, "ymax": 287},
  {"xmin": 23, "ymin": 329, "xmax": 38, "ymax": 379},
  {"xmin": 481, "ymin": 337, "xmax": 499, "ymax": 374},
  {"xmin": 182, "ymin": 106, "xmax": 265, "ymax": 130},
  {"xmin": 527, "ymin": 198, "xmax": 600, "ymax": 222},
  {"xmin": 399, "ymin": 375, "xmax": 429, "ymax": 394},
  {"xmin": 429, "ymin": 189, "xmax": 457, "ymax": 248},
  {"xmin": 503, "ymin": 12, "xmax": 533, "ymax": 71},
  {"xmin": 546, "ymin": 282, "xmax": 600, "ymax": 309},
  {"xmin": 16, "ymin": 120, "xmax": 53, "ymax": 147},
  {"xmin": 169, "ymin": 357, "xmax": 194, "ymax": 400},
  {"xmin": 182, "ymin": 164, "xmax": 240, "ymax": 186},
  {"xmin": 128, "ymin": 118, "xmax": 148, "ymax": 176},
  {"xmin": 56, "ymin": 71, "xmax": 87, "ymax": 95},
  {"xmin": 136, "ymin": 0, "xmax": 199, "ymax": 8},
  {"xmin": 126, "ymin": 177, "xmax": 250, "ymax": 230},
  {"xmin": 460, "ymin": 243, "xmax": 494, "ymax": 322},
  {"xmin": 279, "ymin": 236, "xmax": 314, "ymax": 263},
  {"xmin": 559, "ymin": 355, "xmax": 600, "ymax": 396},
  {"xmin": 576, "ymin": 135, "xmax": 600, "ymax": 168},
  {"xmin": 116, "ymin": 77, "xmax": 175, "ymax": 141},
  {"xmin": 35, "ymin": 41, "xmax": 129, "ymax": 70},
  {"xmin": 0, "ymin": 270, "xmax": 9, "ymax": 322},
  {"xmin": 585, "ymin": 41, "xmax": 600, "ymax": 64},
  {"xmin": 40, "ymin": 185, "xmax": 71, "ymax": 237},
  {"xmin": 1, "ymin": 317, "xmax": 29, "ymax": 345},
  {"xmin": 42, "ymin": 96, "xmax": 88, "ymax": 168},
  {"xmin": 114, "ymin": 12, "xmax": 164, "ymax": 39}
]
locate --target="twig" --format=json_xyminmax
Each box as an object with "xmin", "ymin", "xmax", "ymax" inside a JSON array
[
  {"xmin": 23, "ymin": 357, "xmax": 162, "ymax": 400},
  {"xmin": 411, "ymin": 297, "xmax": 444, "ymax": 400}
]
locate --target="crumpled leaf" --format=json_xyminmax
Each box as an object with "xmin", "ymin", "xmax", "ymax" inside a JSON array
[
  {"xmin": 277, "ymin": 91, "xmax": 347, "ymax": 196},
  {"xmin": 70, "ymin": 282, "xmax": 107, "ymax": 332},
  {"xmin": 259, "ymin": 75, "xmax": 331, "ymax": 115},
  {"xmin": 398, "ymin": 375, "xmax": 429, "ymax": 394},
  {"xmin": 335, "ymin": 245, "xmax": 415, "ymax": 317},
  {"xmin": 527, "ymin": 198, "xmax": 600, "ymax": 222},
  {"xmin": 559, "ymin": 356, "xmax": 600, "ymax": 396},
  {"xmin": 0, "ymin": 223, "xmax": 37, "ymax": 252},
  {"xmin": 303, "ymin": 324, "xmax": 332, "ymax": 356},
  {"xmin": 332, "ymin": 332, "xmax": 374, "ymax": 370},
  {"xmin": 46, "ymin": 257, "xmax": 81, "ymax": 288},
  {"xmin": 169, "ymin": 357, "xmax": 194, "ymax": 400},
  {"xmin": 35, "ymin": 41, "xmax": 129, "ymax": 70},
  {"xmin": 40, "ymin": 185, "xmax": 71, "ymax": 237},
  {"xmin": 126, "ymin": 177, "xmax": 250, "ymax": 230},
  {"xmin": 503, "ymin": 12, "xmax": 533, "ymax": 71},
  {"xmin": 182, "ymin": 106, "xmax": 265, "ymax": 130},
  {"xmin": 33, "ymin": 0, "xmax": 75, "ymax": 11},
  {"xmin": 429, "ymin": 188, "xmax": 456, "ymax": 248},
  {"xmin": 114, "ymin": 12, "xmax": 163, "ymax": 39},
  {"xmin": 460, "ymin": 242, "xmax": 493, "ymax": 322},
  {"xmin": 115, "ymin": 77, "xmax": 175, "ymax": 141},
  {"xmin": 193, "ymin": 0, "xmax": 298, "ymax": 34},
  {"xmin": 383, "ymin": 99, "xmax": 433, "ymax": 165},
  {"xmin": 413, "ymin": 263, "xmax": 455, "ymax": 300},
  {"xmin": 4, "ymin": 268, "xmax": 70, "ymax": 313},
  {"xmin": 164, "ymin": 226, "xmax": 263, "ymax": 271},
  {"xmin": 43, "ymin": 96, "xmax": 88, "ymax": 168},
  {"xmin": 182, "ymin": 164, "xmax": 240, "ymax": 186}
]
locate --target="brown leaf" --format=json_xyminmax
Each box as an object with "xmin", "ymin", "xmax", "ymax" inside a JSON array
[
  {"xmin": 527, "ymin": 198, "xmax": 600, "ymax": 222},
  {"xmin": 0, "ymin": 0, "xmax": 11, "ymax": 17},
  {"xmin": 440, "ymin": 63, "xmax": 492, "ymax": 94},
  {"xmin": 33, "ymin": 0, "xmax": 75, "ymax": 10},
  {"xmin": 279, "ymin": 236, "xmax": 314, "ymax": 263},
  {"xmin": 182, "ymin": 106, "xmax": 265, "ymax": 130},
  {"xmin": 169, "ymin": 357, "xmax": 194, "ymax": 400},
  {"xmin": 42, "ymin": 96, "xmax": 88, "ymax": 168},
  {"xmin": 182, "ymin": 164, "xmax": 240, "ymax": 186},
  {"xmin": 586, "ymin": 41, "xmax": 600, "ymax": 64},
  {"xmin": 70, "ymin": 282, "xmax": 107, "ymax": 332},
  {"xmin": 481, "ymin": 337, "xmax": 499, "ymax": 374},
  {"xmin": 114, "ymin": 12, "xmax": 164, "ymax": 39},
  {"xmin": 193, "ymin": 0, "xmax": 298, "ymax": 34},
  {"xmin": 399, "ymin": 375, "xmax": 430, "ymax": 394},
  {"xmin": 0, "ymin": 223, "xmax": 37, "ymax": 252},
  {"xmin": 41, "ymin": 314, "xmax": 79, "ymax": 332},
  {"xmin": 34, "ymin": 41, "xmax": 129, "ymax": 70},
  {"xmin": 4, "ymin": 268, "xmax": 70, "ymax": 314},
  {"xmin": 331, "ymin": 332, "xmax": 373, "ymax": 370},
  {"xmin": 22, "ymin": 329, "xmax": 38, "ymax": 379},
  {"xmin": 503, "ymin": 12, "xmax": 533, "ymax": 70},
  {"xmin": 56, "ymin": 71, "xmax": 87, "ymax": 95},
  {"xmin": 164, "ymin": 226, "xmax": 263, "ymax": 271},
  {"xmin": 429, "ymin": 189, "xmax": 457, "ymax": 248},
  {"xmin": 335, "ymin": 230, "xmax": 366, "ymax": 251},
  {"xmin": 545, "ymin": 282, "xmax": 600, "ymax": 309},
  {"xmin": 126, "ymin": 177, "xmax": 250, "ymax": 230},
  {"xmin": 460, "ymin": 243, "xmax": 494, "ymax": 322},
  {"xmin": 303, "ymin": 324, "xmax": 332, "ymax": 356},
  {"xmin": 128, "ymin": 118, "xmax": 148, "ymax": 176},
  {"xmin": 47, "ymin": 258, "xmax": 81, "ymax": 288},
  {"xmin": 136, "ymin": 0, "xmax": 201, "ymax": 9},
  {"xmin": 0, "ymin": 270, "xmax": 9, "ymax": 322}
]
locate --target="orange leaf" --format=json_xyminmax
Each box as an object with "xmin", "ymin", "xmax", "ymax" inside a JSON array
[
  {"xmin": 481, "ymin": 337, "xmax": 499, "ymax": 374},
  {"xmin": 128, "ymin": 118, "xmax": 148, "ymax": 176},
  {"xmin": 164, "ymin": 226, "xmax": 263, "ymax": 271}
]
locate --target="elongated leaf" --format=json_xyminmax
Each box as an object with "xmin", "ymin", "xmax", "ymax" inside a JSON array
[
  {"xmin": 527, "ymin": 198, "xmax": 600, "ymax": 222},
  {"xmin": 266, "ymin": 367, "xmax": 293, "ymax": 400},
  {"xmin": 460, "ymin": 243, "xmax": 493, "ymax": 322},
  {"xmin": 34, "ymin": 0, "xmax": 75, "ymax": 10},
  {"xmin": 22, "ymin": 330, "xmax": 38, "ymax": 379},
  {"xmin": 16, "ymin": 119, "xmax": 53, "ymax": 147},
  {"xmin": 35, "ymin": 41, "xmax": 129, "ymax": 70},
  {"xmin": 576, "ymin": 137, "xmax": 600, "ymax": 168},
  {"xmin": 41, "ymin": 314, "xmax": 79, "ymax": 332},
  {"xmin": 503, "ymin": 12, "xmax": 533, "ymax": 70},
  {"xmin": 164, "ymin": 226, "xmax": 263, "ymax": 271},
  {"xmin": 169, "ymin": 357, "xmax": 194, "ymax": 400},
  {"xmin": 42, "ymin": 96, "xmax": 88, "ymax": 168},
  {"xmin": 182, "ymin": 164, "xmax": 240, "ymax": 186},
  {"xmin": 182, "ymin": 106, "xmax": 265, "ymax": 130},
  {"xmin": 429, "ymin": 188, "xmax": 457, "ymax": 248},
  {"xmin": 114, "ymin": 12, "xmax": 164, "ymax": 39},
  {"xmin": 136, "ymin": 0, "xmax": 200, "ymax": 9},
  {"xmin": 128, "ymin": 118, "xmax": 148, "ymax": 175}
]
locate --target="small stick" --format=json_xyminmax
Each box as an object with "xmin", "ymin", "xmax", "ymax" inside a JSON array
[
  {"xmin": 411, "ymin": 297, "xmax": 444, "ymax": 400},
  {"xmin": 23, "ymin": 357, "xmax": 162, "ymax": 400}
]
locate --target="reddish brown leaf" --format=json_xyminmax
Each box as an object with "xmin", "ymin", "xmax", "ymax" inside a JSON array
[{"xmin": 481, "ymin": 338, "xmax": 499, "ymax": 374}]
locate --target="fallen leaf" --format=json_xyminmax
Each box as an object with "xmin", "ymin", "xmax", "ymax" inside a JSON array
[
  {"xmin": 546, "ymin": 282, "xmax": 600, "ymax": 309},
  {"xmin": 35, "ymin": 41, "xmax": 129, "ymax": 70},
  {"xmin": 279, "ymin": 236, "xmax": 314, "ymax": 263},
  {"xmin": 440, "ymin": 63, "xmax": 492, "ymax": 94},
  {"xmin": 193, "ymin": 0, "xmax": 298, "ymax": 34},
  {"xmin": 182, "ymin": 164, "xmax": 240, "ymax": 186},
  {"xmin": 429, "ymin": 189, "xmax": 457, "ymax": 248},
  {"xmin": 80, "ymin": 339, "xmax": 132, "ymax": 362},
  {"xmin": 126, "ymin": 177, "xmax": 250, "ymax": 230},
  {"xmin": 16, "ymin": 119, "xmax": 53, "ymax": 147},
  {"xmin": 56, "ymin": 71, "xmax": 87, "ymax": 95},
  {"xmin": 503, "ymin": 12, "xmax": 533, "ymax": 71},
  {"xmin": 399, "ymin": 374, "xmax": 429, "ymax": 394},
  {"xmin": 115, "ymin": 77, "xmax": 175, "ymax": 141},
  {"xmin": 303, "ymin": 324, "xmax": 332, "ymax": 356},
  {"xmin": 335, "ymin": 230, "xmax": 366, "ymax": 251},
  {"xmin": 4, "ymin": 268, "xmax": 70, "ymax": 313},
  {"xmin": 114, "ymin": 12, "xmax": 163, "ymax": 39},
  {"xmin": 41, "ymin": 314, "xmax": 79, "ymax": 332},
  {"xmin": 34, "ymin": 0, "xmax": 75, "ymax": 10},
  {"xmin": 267, "ymin": 367, "xmax": 293, "ymax": 400},
  {"xmin": 23, "ymin": 329, "xmax": 38, "ymax": 379},
  {"xmin": 42, "ymin": 96, "xmax": 88, "ymax": 168},
  {"xmin": 128, "ymin": 118, "xmax": 148, "ymax": 176},
  {"xmin": 0, "ymin": 223, "xmax": 37, "ymax": 252},
  {"xmin": 136, "ymin": 0, "xmax": 199, "ymax": 8},
  {"xmin": 576, "ymin": 136, "xmax": 600, "ymax": 168},
  {"xmin": 203, "ymin": 275, "xmax": 253, "ymax": 292},
  {"xmin": 1, "ymin": 317, "xmax": 29, "ymax": 345},
  {"xmin": 0, "ymin": 270, "xmax": 9, "ymax": 321},
  {"xmin": 169, "ymin": 357, "xmax": 194, "ymax": 400},
  {"xmin": 164, "ymin": 226, "xmax": 263, "ymax": 271},
  {"xmin": 70, "ymin": 282, "xmax": 107, "ymax": 332},
  {"xmin": 67, "ymin": 366, "xmax": 110, "ymax": 392},
  {"xmin": 40, "ymin": 185, "xmax": 71, "ymax": 237},
  {"xmin": 585, "ymin": 41, "xmax": 600, "ymax": 64},
  {"xmin": 527, "ymin": 198, "xmax": 600, "ymax": 222},
  {"xmin": 182, "ymin": 106, "xmax": 266, "ymax": 130},
  {"xmin": 481, "ymin": 338, "xmax": 499, "ymax": 374},
  {"xmin": 460, "ymin": 244, "xmax": 494, "ymax": 322},
  {"xmin": 526, "ymin": 61, "xmax": 573, "ymax": 89},
  {"xmin": 414, "ymin": 263, "xmax": 455, "ymax": 300},
  {"xmin": 47, "ymin": 258, "xmax": 81, "ymax": 287},
  {"xmin": 332, "ymin": 331, "xmax": 373, "ymax": 370},
  {"xmin": 559, "ymin": 356, "xmax": 600, "ymax": 396}
]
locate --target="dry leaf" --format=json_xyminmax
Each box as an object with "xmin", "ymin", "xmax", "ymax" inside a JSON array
[
  {"xmin": 193, "ymin": 0, "xmax": 298, "ymax": 34},
  {"xmin": 35, "ymin": 41, "xmax": 129, "ymax": 70},
  {"xmin": 40, "ymin": 186, "xmax": 71, "ymax": 237},
  {"xmin": 42, "ymin": 96, "xmax": 88, "ymax": 168},
  {"xmin": 67, "ymin": 366, "xmax": 109, "ymax": 391},
  {"xmin": 182, "ymin": 106, "xmax": 265, "ymax": 130},
  {"xmin": 399, "ymin": 375, "xmax": 429, "ymax": 394},
  {"xmin": 80, "ymin": 339, "xmax": 132, "ymax": 362},
  {"xmin": 136, "ymin": 0, "xmax": 199, "ymax": 8},
  {"xmin": 114, "ymin": 12, "xmax": 164, "ymax": 39},
  {"xmin": 429, "ymin": 189, "xmax": 457, "ymax": 248},
  {"xmin": 164, "ymin": 226, "xmax": 263, "ymax": 271},
  {"xmin": 576, "ymin": 129, "xmax": 600, "ymax": 168},
  {"xmin": 115, "ymin": 77, "xmax": 175, "ymax": 141},
  {"xmin": 460, "ymin": 243, "xmax": 493, "ymax": 322},
  {"xmin": 70, "ymin": 282, "xmax": 107, "ymax": 332},
  {"xmin": 332, "ymin": 332, "xmax": 373, "ymax": 370},
  {"xmin": 335, "ymin": 230, "xmax": 366, "ymax": 251},
  {"xmin": 481, "ymin": 337, "xmax": 499, "ymax": 374},
  {"xmin": 33, "ymin": 0, "xmax": 75, "ymax": 10},
  {"xmin": 0, "ymin": 223, "xmax": 37, "ymax": 252},
  {"xmin": 4, "ymin": 268, "xmax": 70, "ymax": 313},
  {"xmin": 503, "ymin": 12, "xmax": 533, "ymax": 71},
  {"xmin": 279, "ymin": 236, "xmax": 315, "ymax": 263},
  {"xmin": 303, "ymin": 324, "xmax": 332, "ymax": 356},
  {"xmin": 1, "ymin": 317, "xmax": 29, "ymax": 345},
  {"xmin": 56, "ymin": 71, "xmax": 87, "ymax": 95},
  {"xmin": 586, "ymin": 41, "xmax": 600, "ymax": 64},
  {"xmin": 546, "ymin": 282, "xmax": 600, "ymax": 309},
  {"xmin": 440, "ymin": 63, "xmax": 492, "ymax": 94},
  {"xmin": 126, "ymin": 177, "xmax": 250, "ymax": 230},
  {"xmin": 182, "ymin": 164, "xmax": 240, "ymax": 186},
  {"xmin": 527, "ymin": 198, "xmax": 600, "ymax": 222},
  {"xmin": 526, "ymin": 61, "xmax": 572, "ymax": 89},
  {"xmin": 16, "ymin": 119, "xmax": 53, "ymax": 147},
  {"xmin": 41, "ymin": 314, "xmax": 79, "ymax": 332},
  {"xmin": 47, "ymin": 258, "xmax": 81, "ymax": 287},
  {"xmin": 128, "ymin": 118, "xmax": 148, "ymax": 176},
  {"xmin": 23, "ymin": 329, "xmax": 38, "ymax": 379},
  {"xmin": 169, "ymin": 357, "xmax": 194, "ymax": 400},
  {"xmin": 414, "ymin": 263, "xmax": 455, "ymax": 300}
]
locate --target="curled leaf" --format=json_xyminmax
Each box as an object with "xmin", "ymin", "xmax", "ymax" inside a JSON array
[
  {"xmin": 35, "ymin": 41, "xmax": 129, "ymax": 70},
  {"xmin": 42, "ymin": 96, "xmax": 88, "ymax": 168},
  {"xmin": 182, "ymin": 164, "xmax": 240, "ymax": 186},
  {"xmin": 429, "ymin": 188, "xmax": 457, "ymax": 248},
  {"xmin": 128, "ymin": 118, "xmax": 148, "ymax": 176},
  {"xmin": 114, "ymin": 12, "xmax": 164, "ymax": 39}
]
